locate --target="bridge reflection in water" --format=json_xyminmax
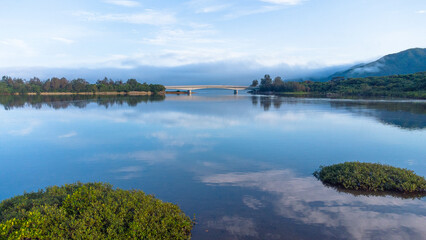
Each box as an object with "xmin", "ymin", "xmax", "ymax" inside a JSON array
[{"xmin": 165, "ymin": 85, "xmax": 250, "ymax": 95}]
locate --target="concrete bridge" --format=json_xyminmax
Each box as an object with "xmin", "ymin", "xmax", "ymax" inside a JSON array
[{"xmin": 165, "ymin": 85, "xmax": 250, "ymax": 94}]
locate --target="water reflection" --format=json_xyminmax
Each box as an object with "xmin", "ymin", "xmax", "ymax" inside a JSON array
[
  {"xmin": 3, "ymin": 95, "xmax": 425, "ymax": 130},
  {"xmin": 253, "ymin": 96, "xmax": 283, "ymax": 110},
  {"xmin": 329, "ymin": 100, "xmax": 426, "ymax": 130},
  {"xmin": 207, "ymin": 216, "xmax": 258, "ymax": 238},
  {"xmin": 0, "ymin": 95, "xmax": 165, "ymax": 110},
  {"xmin": 202, "ymin": 170, "xmax": 426, "ymax": 240},
  {"xmin": 252, "ymin": 96, "xmax": 426, "ymax": 129},
  {"xmin": 0, "ymin": 93, "xmax": 425, "ymax": 240},
  {"xmin": 323, "ymin": 183, "xmax": 425, "ymax": 199}
]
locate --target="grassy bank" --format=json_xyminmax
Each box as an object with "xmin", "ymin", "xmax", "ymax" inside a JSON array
[
  {"xmin": 314, "ymin": 162, "xmax": 426, "ymax": 193},
  {"xmin": 0, "ymin": 182, "xmax": 193, "ymax": 239}
]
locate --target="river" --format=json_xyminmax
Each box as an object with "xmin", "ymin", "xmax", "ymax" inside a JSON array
[{"xmin": 0, "ymin": 90, "xmax": 425, "ymax": 239}]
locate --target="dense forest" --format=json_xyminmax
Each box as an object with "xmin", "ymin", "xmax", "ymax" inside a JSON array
[
  {"xmin": 0, "ymin": 76, "xmax": 165, "ymax": 94},
  {"xmin": 251, "ymin": 72, "xmax": 426, "ymax": 98}
]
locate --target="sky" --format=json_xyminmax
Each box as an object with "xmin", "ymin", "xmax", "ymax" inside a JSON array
[{"xmin": 0, "ymin": 0, "xmax": 425, "ymax": 82}]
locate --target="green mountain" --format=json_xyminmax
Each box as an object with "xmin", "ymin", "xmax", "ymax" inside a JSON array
[{"xmin": 329, "ymin": 48, "xmax": 426, "ymax": 79}]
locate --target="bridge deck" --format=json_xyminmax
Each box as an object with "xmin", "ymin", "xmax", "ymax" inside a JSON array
[{"xmin": 165, "ymin": 85, "xmax": 249, "ymax": 90}]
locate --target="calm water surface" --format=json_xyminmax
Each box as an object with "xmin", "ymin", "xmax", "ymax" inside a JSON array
[{"xmin": 0, "ymin": 91, "xmax": 425, "ymax": 240}]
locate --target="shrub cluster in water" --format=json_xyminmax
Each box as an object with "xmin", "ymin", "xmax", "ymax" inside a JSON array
[
  {"xmin": 0, "ymin": 182, "xmax": 193, "ymax": 239},
  {"xmin": 313, "ymin": 162, "xmax": 426, "ymax": 193}
]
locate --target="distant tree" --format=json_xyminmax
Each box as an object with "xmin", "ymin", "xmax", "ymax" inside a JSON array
[
  {"xmin": 273, "ymin": 76, "xmax": 284, "ymax": 86},
  {"xmin": 43, "ymin": 80, "xmax": 51, "ymax": 92},
  {"xmin": 0, "ymin": 76, "xmax": 167, "ymax": 95},
  {"xmin": 259, "ymin": 74, "xmax": 273, "ymax": 91},
  {"xmin": 127, "ymin": 79, "xmax": 138, "ymax": 87},
  {"xmin": 71, "ymin": 79, "xmax": 89, "ymax": 92},
  {"xmin": 260, "ymin": 74, "xmax": 272, "ymax": 86},
  {"xmin": 29, "ymin": 77, "xmax": 42, "ymax": 86},
  {"xmin": 251, "ymin": 80, "xmax": 258, "ymax": 87}
]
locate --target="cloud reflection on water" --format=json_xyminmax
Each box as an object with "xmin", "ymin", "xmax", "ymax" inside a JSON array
[
  {"xmin": 92, "ymin": 150, "xmax": 177, "ymax": 164},
  {"xmin": 202, "ymin": 170, "xmax": 426, "ymax": 240},
  {"xmin": 113, "ymin": 166, "xmax": 143, "ymax": 180},
  {"xmin": 207, "ymin": 216, "xmax": 258, "ymax": 238},
  {"xmin": 150, "ymin": 131, "xmax": 215, "ymax": 152}
]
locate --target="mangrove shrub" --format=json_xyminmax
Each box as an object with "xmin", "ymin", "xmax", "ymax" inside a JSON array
[
  {"xmin": 313, "ymin": 162, "xmax": 426, "ymax": 193},
  {"xmin": 0, "ymin": 182, "xmax": 193, "ymax": 240}
]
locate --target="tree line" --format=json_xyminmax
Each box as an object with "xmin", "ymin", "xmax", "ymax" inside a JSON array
[
  {"xmin": 0, "ymin": 76, "xmax": 165, "ymax": 94},
  {"xmin": 251, "ymin": 72, "xmax": 426, "ymax": 98}
]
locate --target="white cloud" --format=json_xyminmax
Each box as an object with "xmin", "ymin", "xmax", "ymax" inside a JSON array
[
  {"xmin": 416, "ymin": 10, "xmax": 425, "ymax": 14},
  {"xmin": 51, "ymin": 37, "xmax": 75, "ymax": 44},
  {"xmin": 197, "ymin": 4, "xmax": 232, "ymax": 13},
  {"xmin": 261, "ymin": 0, "xmax": 304, "ymax": 5},
  {"xmin": 142, "ymin": 27, "xmax": 221, "ymax": 46},
  {"xmin": 0, "ymin": 39, "xmax": 28, "ymax": 48},
  {"xmin": 75, "ymin": 10, "xmax": 176, "ymax": 25},
  {"xmin": 187, "ymin": 0, "xmax": 232, "ymax": 13},
  {"xmin": 58, "ymin": 131, "xmax": 77, "ymax": 138},
  {"xmin": 104, "ymin": 0, "xmax": 140, "ymax": 7},
  {"xmin": 0, "ymin": 39, "xmax": 36, "ymax": 57},
  {"xmin": 101, "ymin": 47, "xmax": 247, "ymax": 67},
  {"xmin": 224, "ymin": 5, "xmax": 282, "ymax": 19}
]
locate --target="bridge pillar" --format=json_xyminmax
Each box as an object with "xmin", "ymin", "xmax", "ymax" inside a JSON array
[
  {"xmin": 234, "ymin": 90, "xmax": 238, "ymax": 95},
  {"xmin": 188, "ymin": 90, "xmax": 192, "ymax": 95}
]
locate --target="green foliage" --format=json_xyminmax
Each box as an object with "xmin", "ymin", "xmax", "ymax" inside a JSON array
[
  {"xmin": 253, "ymin": 72, "xmax": 426, "ymax": 98},
  {"xmin": 313, "ymin": 162, "xmax": 426, "ymax": 193},
  {"xmin": 0, "ymin": 182, "xmax": 193, "ymax": 240},
  {"xmin": 0, "ymin": 76, "xmax": 165, "ymax": 94},
  {"xmin": 250, "ymin": 80, "xmax": 258, "ymax": 87}
]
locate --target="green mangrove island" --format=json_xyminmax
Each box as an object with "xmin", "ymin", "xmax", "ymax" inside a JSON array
[
  {"xmin": 0, "ymin": 76, "xmax": 165, "ymax": 95},
  {"xmin": 251, "ymin": 72, "xmax": 426, "ymax": 99},
  {"xmin": 0, "ymin": 182, "xmax": 193, "ymax": 240},
  {"xmin": 314, "ymin": 162, "xmax": 426, "ymax": 194}
]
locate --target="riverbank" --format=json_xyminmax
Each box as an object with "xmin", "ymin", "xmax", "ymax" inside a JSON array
[
  {"xmin": 1, "ymin": 91, "xmax": 165, "ymax": 96},
  {"xmin": 250, "ymin": 72, "xmax": 426, "ymax": 99},
  {"xmin": 251, "ymin": 90, "xmax": 426, "ymax": 99}
]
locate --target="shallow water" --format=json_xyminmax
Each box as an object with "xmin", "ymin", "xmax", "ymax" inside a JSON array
[{"xmin": 0, "ymin": 91, "xmax": 425, "ymax": 240}]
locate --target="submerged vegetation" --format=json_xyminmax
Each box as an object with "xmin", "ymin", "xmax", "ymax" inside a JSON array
[
  {"xmin": 314, "ymin": 162, "xmax": 426, "ymax": 194},
  {"xmin": 0, "ymin": 76, "xmax": 165, "ymax": 94},
  {"xmin": 0, "ymin": 182, "xmax": 193, "ymax": 240},
  {"xmin": 252, "ymin": 72, "xmax": 426, "ymax": 98}
]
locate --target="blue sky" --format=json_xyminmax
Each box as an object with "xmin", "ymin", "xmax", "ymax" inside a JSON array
[{"xmin": 0, "ymin": 0, "xmax": 425, "ymax": 72}]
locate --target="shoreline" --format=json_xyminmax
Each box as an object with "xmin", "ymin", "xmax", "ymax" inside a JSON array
[
  {"xmin": 251, "ymin": 91, "xmax": 426, "ymax": 100},
  {"xmin": 1, "ymin": 91, "xmax": 165, "ymax": 96}
]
